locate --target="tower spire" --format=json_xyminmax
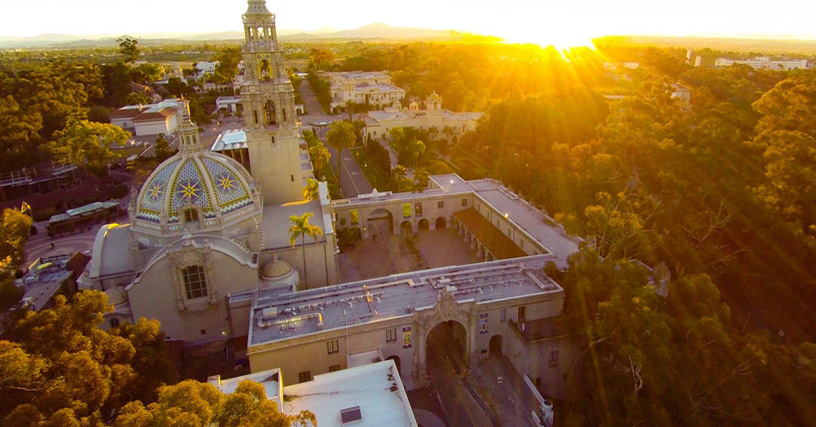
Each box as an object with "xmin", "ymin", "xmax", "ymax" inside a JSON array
[
  {"xmin": 240, "ymin": 0, "xmax": 304, "ymax": 204},
  {"xmin": 177, "ymin": 100, "xmax": 203, "ymax": 155}
]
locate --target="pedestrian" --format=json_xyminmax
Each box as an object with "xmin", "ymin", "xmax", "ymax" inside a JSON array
[{"xmin": 373, "ymin": 234, "xmax": 377, "ymax": 242}]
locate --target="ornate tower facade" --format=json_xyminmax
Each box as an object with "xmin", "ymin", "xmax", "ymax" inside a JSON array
[{"xmin": 241, "ymin": 0, "xmax": 303, "ymax": 204}]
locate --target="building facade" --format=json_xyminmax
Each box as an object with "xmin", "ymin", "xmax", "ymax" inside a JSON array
[
  {"xmin": 362, "ymin": 93, "xmax": 482, "ymax": 142},
  {"xmin": 323, "ymin": 71, "xmax": 406, "ymax": 113}
]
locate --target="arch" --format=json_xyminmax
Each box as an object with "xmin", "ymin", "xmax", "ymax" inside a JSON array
[
  {"xmin": 418, "ymin": 218, "xmax": 430, "ymax": 232},
  {"xmin": 435, "ymin": 216, "xmax": 447, "ymax": 230},
  {"xmin": 489, "ymin": 335, "xmax": 503, "ymax": 357},
  {"xmin": 385, "ymin": 355, "xmax": 401, "ymax": 376},
  {"xmin": 366, "ymin": 208, "xmax": 393, "ymax": 235},
  {"xmin": 400, "ymin": 220, "xmax": 413, "ymax": 235},
  {"xmin": 264, "ymin": 100, "xmax": 276, "ymax": 125},
  {"xmin": 260, "ymin": 60, "xmax": 271, "ymax": 81},
  {"xmin": 426, "ymin": 320, "xmax": 468, "ymax": 375}
]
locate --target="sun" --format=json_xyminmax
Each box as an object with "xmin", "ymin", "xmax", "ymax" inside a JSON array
[{"xmin": 498, "ymin": 23, "xmax": 596, "ymax": 53}]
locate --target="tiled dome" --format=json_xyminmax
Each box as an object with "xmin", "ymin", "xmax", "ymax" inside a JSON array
[
  {"xmin": 134, "ymin": 150, "xmax": 258, "ymax": 227},
  {"xmin": 261, "ymin": 258, "xmax": 293, "ymax": 280}
]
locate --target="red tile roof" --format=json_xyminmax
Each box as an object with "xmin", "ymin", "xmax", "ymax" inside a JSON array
[
  {"xmin": 133, "ymin": 107, "xmax": 177, "ymax": 122},
  {"xmin": 110, "ymin": 108, "xmax": 144, "ymax": 119}
]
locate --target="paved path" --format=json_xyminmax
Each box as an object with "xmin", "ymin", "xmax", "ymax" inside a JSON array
[
  {"xmin": 427, "ymin": 323, "xmax": 492, "ymax": 427},
  {"xmin": 297, "ymin": 81, "xmax": 373, "ymax": 198},
  {"xmin": 323, "ymin": 143, "xmax": 373, "ymax": 198},
  {"xmin": 298, "ymin": 79, "xmax": 330, "ymax": 119}
]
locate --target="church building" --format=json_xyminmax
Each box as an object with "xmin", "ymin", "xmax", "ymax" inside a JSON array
[{"xmin": 80, "ymin": 0, "xmax": 339, "ymax": 344}]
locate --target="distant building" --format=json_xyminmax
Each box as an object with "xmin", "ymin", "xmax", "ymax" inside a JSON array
[
  {"xmin": 362, "ymin": 92, "xmax": 482, "ymax": 143},
  {"xmin": 208, "ymin": 360, "xmax": 417, "ymax": 427},
  {"xmin": 671, "ymin": 85, "xmax": 692, "ymax": 104},
  {"xmin": 110, "ymin": 98, "xmax": 186, "ymax": 137},
  {"xmin": 322, "ymin": 71, "xmax": 406, "ymax": 112},
  {"xmin": 215, "ymin": 96, "xmax": 243, "ymax": 114},
  {"xmin": 19, "ymin": 253, "xmax": 90, "ymax": 312},
  {"xmin": 715, "ymin": 56, "xmax": 808, "ymax": 70},
  {"xmin": 195, "ymin": 61, "xmax": 218, "ymax": 81}
]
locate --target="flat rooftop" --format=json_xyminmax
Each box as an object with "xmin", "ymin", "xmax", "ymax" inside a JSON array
[
  {"xmin": 282, "ymin": 360, "xmax": 416, "ymax": 427},
  {"xmin": 333, "ymin": 174, "xmax": 581, "ymax": 265},
  {"xmin": 250, "ymin": 255, "xmax": 562, "ymax": 346},
  {"xmin": 211, "ymin": 129, "xmax": 247, "ymax": 152}
]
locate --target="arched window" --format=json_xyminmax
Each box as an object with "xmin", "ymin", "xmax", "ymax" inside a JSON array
[
  {"xmin": 182, "ymin": 265, "xmax": 207, "ymax": 299},
  {"xmin": 184, "ymin": 208, "xmax": 199, "ymax": 223},
  {"xmin": 264, "ymin": 100, "xmax": 276, "ymax": 125}
]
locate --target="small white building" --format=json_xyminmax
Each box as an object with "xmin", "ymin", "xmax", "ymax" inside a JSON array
[
  {"xmin": 715, "ymin": 57, "xmax": 808, "ymax": 70},
  {"xmin": 195, "ymin": 61, "xmax": 218, "ymax": 81},
  {"xmin": 216, "ymin": 96, "xmax": 243, "ymax": 114},
  {"xmin": 110, "ymin": 98, "xmax": 186, "ymax": 137},
  {"xmin": 208, "ymin": 360, "xmax": 417, "ymax": 427}
]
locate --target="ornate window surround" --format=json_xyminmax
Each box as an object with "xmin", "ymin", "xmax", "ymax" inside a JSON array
[{"xmin": 168, "ymin": 239, "xmax": 217, "ymax": 311}]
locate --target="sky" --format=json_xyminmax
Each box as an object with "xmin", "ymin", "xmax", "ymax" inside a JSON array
[{"xmin": 2, "ymin": 0, "xmax": 815, "ymax": 46}]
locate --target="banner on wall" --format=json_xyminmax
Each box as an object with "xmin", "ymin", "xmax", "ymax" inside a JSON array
[
  {"xmin": 479, "ymin": 313, "xmax": 489, "ymax": 334},
  {"xmin": 402, "ymin": 327, "xmax": 412, "ymax": 348}
]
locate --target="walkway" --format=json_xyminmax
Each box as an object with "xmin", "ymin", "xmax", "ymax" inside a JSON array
[{"xmin": 427, "ymin": 323, "xmax": 493, "ymax": 427}]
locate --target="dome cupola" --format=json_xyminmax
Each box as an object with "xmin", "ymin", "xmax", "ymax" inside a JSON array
[{"xmin": 131, "ymin": 102, "xmax": 262, "ymax": 236}]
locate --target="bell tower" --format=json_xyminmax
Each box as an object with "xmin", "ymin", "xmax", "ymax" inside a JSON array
[{"xmin": 241, "ymin": 0, "xmax": 303, "ymax": 204}]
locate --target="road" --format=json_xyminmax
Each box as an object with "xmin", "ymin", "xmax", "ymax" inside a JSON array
[
  {"xmin": 297, "ymin": 81, "xmax": 373, "ymax": 198},
  {"xmin": 427, "ymin": 323, "xmax": 493, "ymax": 427}
]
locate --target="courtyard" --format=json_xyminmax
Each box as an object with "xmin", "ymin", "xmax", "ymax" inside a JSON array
[{"xmin": 338, "ymin": 227, "xmax": 479, "ymax": 283}]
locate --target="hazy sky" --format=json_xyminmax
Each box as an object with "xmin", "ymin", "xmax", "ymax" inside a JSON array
[{"xmin": 2, "ymin": 0, "xmax": 815, "ymax": 45}]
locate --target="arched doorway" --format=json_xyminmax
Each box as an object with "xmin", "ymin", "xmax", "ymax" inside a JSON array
[
  {"xmin": 426, "ymin": 320, "xmax": 468, "ymax": 375},
  {"xmin": 367, "ymin": 208, "xmax": 393, "ymax": 236},
  {"xmin": 385, "ymin": 355, "xmax": 401, "ymax": 376},
  {"xmin": 418, "ymin": 218, "xmax": 430, "ymax": 232},
  {"xmin": 400, "ymin": 220, "xmax": 413, "ymax": 235},
  {"xmin": 489, "ymin": 335, "xmax": 503, "ymax": 357},
  {"xmin": 435, "ymin": 216, "xmax": 447, "ymax": 230}
]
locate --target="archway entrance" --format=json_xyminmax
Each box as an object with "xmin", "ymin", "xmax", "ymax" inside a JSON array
[
  {"xmin": 386, "ymin": 355, "xmax": 401, "ymax": 376},
  {"xmin": 435, "ymin": 216, "xmax": 447, "ymax": 229},
  {"xmin": 489, "ymin": 335, "xmax": 503, "ymax": 357},
  {"xmin": 426, "ymin": 320, "xmax": 468, "ymax": 375},
  {"xmin": 366, "ymin": 208, "xmax": 393, "ymax": 237},
  {"xmin": 418, "ymin": 218, "xmax": 430, "ymax": 232},
  {"xmin": 400, "ymin": 220, "xmax": 413, "ymax": 235}
]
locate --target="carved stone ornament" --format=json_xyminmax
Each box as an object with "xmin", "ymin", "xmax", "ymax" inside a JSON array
[
  {"xmin": 166, "ymin": 239, "xmax": 215, "ymax": 312},
  {"xmin": 414, "ymin": 288, "xmax": 474, "ymax": 333}
]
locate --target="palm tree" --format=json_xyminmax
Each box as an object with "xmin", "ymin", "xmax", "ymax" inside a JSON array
[
  {"xmin": 308, "ymin": 143, "xmax": 330, "ymax": 180},
  {"xmin": 345, "ymin": 100, "xmax": 354, "ymax": 121},
  {"xmin": 428, "ymin": 126, "xmax": 439, "ymax": 142},
  {"xmin": 288, "ymin": 212, "xmax": 324, "ymax": 289},
  {"xmin": 413, "ymin": 168, "xmax": 430, "ymax": 193},
  {"xmin": 303, "ymin": 178, "xmax": 320, "ymax": 201},
  {"xmin": 326, "ymin": 121, "xmax": 356, "ymax": 185},
  {"xmin": 392, "ymin": 165, "xmax": 408, "ymax": 192}
]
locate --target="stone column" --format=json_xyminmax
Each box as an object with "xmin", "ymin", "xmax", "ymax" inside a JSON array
[
  {"xmin": 416, "ymin": 324, "xmax": 427, "ymax": 380},
  {"xmin": 467, "ymin": 314, "xmax": 478, "ymax": 370}
]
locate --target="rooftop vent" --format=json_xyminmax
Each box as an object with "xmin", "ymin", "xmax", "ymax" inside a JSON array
[
  {"xmin": 262, "ymin": 307, "xmax": 278, "ymax": 320},
  {"xmin": 340, "ymin": 406, "xmax": 362, "ymax": 424}
]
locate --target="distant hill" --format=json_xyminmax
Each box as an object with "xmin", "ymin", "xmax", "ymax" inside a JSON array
[{"xmin": 0, "ymin": 23, "xmax": 499, "ymax": 49}]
